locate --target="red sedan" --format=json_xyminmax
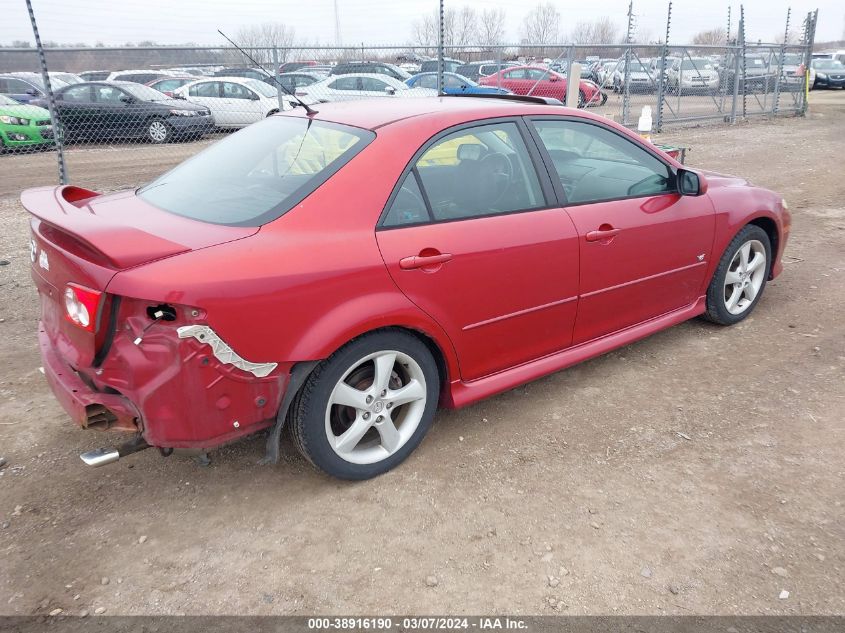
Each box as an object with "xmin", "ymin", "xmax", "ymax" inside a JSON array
[
  {"xmin": 479, "ymin": 65, "xmax": 606, "ymax": 106},
  {"xmin": 23, "ymin": 96, "xmax": 789, "ymax": 480}
]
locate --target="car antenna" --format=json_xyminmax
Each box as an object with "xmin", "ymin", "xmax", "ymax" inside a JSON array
[{"xmin": 217, "ymin": 29, "xmax": 318, "ymax": 115}]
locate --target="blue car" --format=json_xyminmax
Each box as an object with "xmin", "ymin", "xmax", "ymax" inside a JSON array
[{"xmin": 405, "ymin": 72, "xmax": 510, "ymax": 95}]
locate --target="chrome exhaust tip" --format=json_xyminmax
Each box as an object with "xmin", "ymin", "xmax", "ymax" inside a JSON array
[{"xmin": 80, "ymin": 447, "xmax": 121, "ymax": 467}]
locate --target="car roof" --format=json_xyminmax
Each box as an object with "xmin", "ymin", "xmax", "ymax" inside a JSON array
[
  {"xmin": 279, "ymin": 95, "xmax": 602, "ymax": 131},
  {"xmin": 189, "ymin": 76, "xmax": 259, "ymax": 85}
]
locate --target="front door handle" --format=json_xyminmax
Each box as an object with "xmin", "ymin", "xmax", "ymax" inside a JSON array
[
  {"xmin": 586, "ymin": 227, "xmax": 621, "ymax": 242},
  {"xmin": 399, "ymin": 252, "xmax": 453, "ymax": 270}
]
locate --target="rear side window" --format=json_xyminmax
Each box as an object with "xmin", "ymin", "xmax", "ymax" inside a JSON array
[
  {"xmin": 532, "ymin": 119, "xmax": 673, "ymax": 204},
  {"xmin": 384, "ymin": 121, "xmax": 545, "ymax": 226},
  {"xmin": 139, "ymin": 117, "xmax": 375, "ymax": 226}
]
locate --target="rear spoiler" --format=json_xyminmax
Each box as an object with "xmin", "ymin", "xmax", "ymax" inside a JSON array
[{"xmin": 21, "ymin": 186, "xmax": 189, "ymax": 269}]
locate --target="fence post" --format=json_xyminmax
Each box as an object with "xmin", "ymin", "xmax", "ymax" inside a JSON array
[
  {"xmin": 801, "ymin": 10, "xmax": 817, "ymax": 115},
  {"xmin": 25, "ymin": 0, "xmax": 67, "ymax": 185},
  {"xmin": 655, "ymin": 1, "xmax": 672, "ymax": 132},
  {"xmin": 566, "ymin": 44, "xmax": 574, "ymax": 83},
  {"xmin": 272, "ymin": 47, "xmax": 284, "ymax": 113},
  {"xmin": 495, "ymin": 46, "xmax": 502, "ymax": 90},
  {"xmin": 621, "ymin": 1, "xmax": 635, "ymax": 126},
  {"xmin": 730, "ymin": 42, "xmax": 741, "ymax": 123},
  {"xmin": 739, "ymin": 6, "xmax": 747, "ymax": 120},
  {"xmin": 437, "ymin": 0, "xmax": 445, "ymax": 95}
]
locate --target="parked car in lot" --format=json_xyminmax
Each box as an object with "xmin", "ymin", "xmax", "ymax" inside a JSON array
[
  {"xmin": 612, "ymin": 60, "xmax": 657, "ymax": 92},
  {"xmin": 667, "ymin": 57, "xmax": 720, "ymax": 93},
  {"xmin": 23, "ymin": 96, "xmax": 790, "ymax": 479},
  {"xmin": 0, "ymin": 94, "xmax": 53, "ymax": 153},
  {"xmin": 79, "ymin": 70, "xmax": 110, "ymax": 82},
  {"xmin": 278, "ymin": 61, "xmax": 319, "ymax": 74},
  {"xmin": 329, "ymin": 61, "xmax": 411, "ymax": 81},
  {"xmin": 417, "ymin": 58, "xmax": 464, "ymax": 74},
  {"xmin": 145, "ymin": 76, "xmax": 197, "ymax": 97},
  {"xmin": 33, "ymin": 81, "xmax": 214, "ymax": 143},
  {"xmin": 455, "ymin": 61, "xmax": 519, "ymax": 82},
  {"xmin": 174, "ymin": 77, "xmax": 295, "ymax": 128},
  {"xmin": 106, "ymin": 70, "xmax": 179, "ymax": 84},
  {"xmin": 275, "ymin": 71, "xmax": 325, "ymax": 94},
  {"xmin": 810, "ymin": 59, "xmax": 845, "ymax": 89},
  {"xmin": 0, "ymin": 72, "xmax": 69, "ymax": 104},
  {"xmin": 719, "ymin": 54, "xmax": 774, "ymax": 92},
  {"xmin": 50, "ymin": 72, "xmax": 84, "ymax": 85},
  {"xmin": 405, "ymin": 72, "xmax": 510, "ymax": 95},
  {"xmin": 479, "ymin": 66, "xmax": 605, "ymax": 106},
  {"xmin": 213, "ymin": 67, "xmax": 274, "ymax": 84},
  {"xmin": 296, "ymin": 74, "xmax": 436, "ymax": 103}
]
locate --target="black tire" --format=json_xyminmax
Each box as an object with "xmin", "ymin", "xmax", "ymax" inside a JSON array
[
  {"xmin": 702, "ymin": 224, "xmax": 772, "ymax": 326},
  {"xmin": 146, "ymin": 118, "xmax": 172, "ymax": 144},
  {"xmin": 577, "ymin": 90, "xmax": 586, "ymax": 108},
  {"xmin": 289, "ymin": 329, "xmax": 440, "ymax": 480}
]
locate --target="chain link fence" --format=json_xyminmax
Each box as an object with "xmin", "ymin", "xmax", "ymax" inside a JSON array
[{"xmin": 0, "ymin": 10, "xmax": 818, "ymax": 189}]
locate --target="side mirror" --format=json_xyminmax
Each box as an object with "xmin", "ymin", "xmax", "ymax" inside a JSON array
[
  {"xmin": 385, "ymin": 87, "xmax": 396, "ymax": 95},
  {"xmin": 26, "ymin": 88, "xmax": 39, "ymax": 96},
  {"xmin": 677, "ymin": 169, "xmax": 707, "ymax": 196},
  {"xmin": 119, "ymin": 94, "xmax": 135, "ymax": 104}
]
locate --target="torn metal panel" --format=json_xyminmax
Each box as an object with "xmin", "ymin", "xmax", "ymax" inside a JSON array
[{"xmin": 177, "ymin": 325, "xmax": 278, "ymax": 378}]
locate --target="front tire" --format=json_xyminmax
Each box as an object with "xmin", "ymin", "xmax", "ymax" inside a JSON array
[
  {"xmin": 289, "ymin": 329, "xmax": 439, "ymax": 480},
  {"xmin": 703, "ymin": 224, "xmax": 772, "ymax": 325}
]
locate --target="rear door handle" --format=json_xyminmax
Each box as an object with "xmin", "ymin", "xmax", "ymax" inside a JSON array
[
  {"xmin": 399, "ymin": 253, "xmax": 453, "ymax": 270},
  {"xmin": 586, "ymin": 228, "xmax": 621, "ymax": 242}
]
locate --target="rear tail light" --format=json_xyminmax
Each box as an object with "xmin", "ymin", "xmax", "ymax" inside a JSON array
[{"xmin": 64, "ymin": 283, "xmax": 102, "ymax": 332}]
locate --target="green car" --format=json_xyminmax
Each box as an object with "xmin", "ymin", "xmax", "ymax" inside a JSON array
[{"xmin": 0, "ymin": 94, "xmax": 54, "ymax": 152}]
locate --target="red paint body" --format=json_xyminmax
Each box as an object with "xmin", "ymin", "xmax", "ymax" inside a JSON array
[
  {"xmin": 22, "ymin": 98, "xmax": 790, "ymax": 450},
  {"xmin": 478, "ymin": 66, "xmax": 603, "ymax": 104}
]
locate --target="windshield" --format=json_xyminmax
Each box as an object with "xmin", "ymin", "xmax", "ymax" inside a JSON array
[
  {"xmin": 246, "ymin": 79, "xmax": 277, "ymax": 97},
  {"xmin": 139, "ymin": 117, "xmax": 375, "ymax": 226},
  {"xmin": 813, "ymin": 60, "xmax": 844, "ymax": 70},
  {"xmin": 681, "ymin": 59, "xmax": 713, "ymax": 70},
  {"xmin": 781, "ymin": 54, "xmax": 802, "ymax": 65},
  {"xmin": 123, "ymin": 84, "xmax": 170, "ymax": 101},
  {"xmin": 627, "ymin": 62, "xmax": 648, "ymax": 72}
]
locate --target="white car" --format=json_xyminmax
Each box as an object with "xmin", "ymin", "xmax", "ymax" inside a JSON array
[
  {"xmin": 174, "ymin": 77, "xmax": 296, "ymax": 128},
  {"xmin": 667, "ymin": 57, "xmax": 719, "ymax": 93},
  {"xmin": 106, "ymin": 69, "xmax": 184, "ymax": 83},
  {"xmin": 296, "ymin": 73, "xmax": 437, "ymax": 103}
]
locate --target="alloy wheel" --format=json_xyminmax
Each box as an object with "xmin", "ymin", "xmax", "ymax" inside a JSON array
[
  {"xmin": 723, "ymin": 239, "xmax": 767, "ymax": 315},
  {"xmin": 148, "ymin": 120, "xmax": 168, "ymax": 143},
  {"xmin": 324, "ymin": 350, "xmax": 427, "ymax": 465}
]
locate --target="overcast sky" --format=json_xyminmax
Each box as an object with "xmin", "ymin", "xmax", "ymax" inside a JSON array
[{"xmin": 2, "ymin": 0, "xmax": 843, "ymax": 47}]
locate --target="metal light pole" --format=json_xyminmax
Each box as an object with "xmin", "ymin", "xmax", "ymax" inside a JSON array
[{"xmin": 25, "ymin": 0, "xmax": 67, "ymax": 184}]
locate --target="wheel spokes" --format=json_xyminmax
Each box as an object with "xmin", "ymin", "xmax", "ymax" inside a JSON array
[
  {"xmin": 334, "ymin": 415, "xmax": 372, "ymax": 455},
  {"xmin": 742, "ymin": 280, "xmax": 759, "ymax": 303},
  {"xmin": 372, "ymin": 352, "xmax": 397, "ymax": 395},
  {"xmin": 738, "ymin": 243, "xmax": 751, "ymax": 272},
  {"xmin": 725, "ymin": 269, "xmax": 742, "ymax": 285},
  {"xmin": 375, "ymin": 417, "xmax": 402, "ymax": 454},
  {"xmin": 726, "ymin": 284, "xmax": 743, "ymax": 311},
  {"xmin": 746, "ymin": 252, "xmax": 765, "ymax": 274},
  {"xmin": 388, "ymin": 378, "xmax": 425, "ymax": 408},
  {"xmin": 332, "ymin": 382, "xmax": 369, "ymax": 410}
]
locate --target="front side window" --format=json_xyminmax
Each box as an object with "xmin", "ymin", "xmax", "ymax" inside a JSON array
[
  {"xmin": 417, "ymin": 75, "xmax": 438, "ymax": 90},
  {"xmin": 532, "ymin": 119, "xmax": 673, "ymax": 204},
  {"xmin": 61, "ymin": 85, "xmax": 92, "ymax": 102},
  {"xmin": 361, "ymin": 77, "xmax": 389, "ymax": 92},
  {"xmin": 94, "ymin": 86, "xmax": 124, "ymax": 103},
  {"xmin": 139, "ymin": 117, "xmax": 374, "ymax": 226},
  {"xmin": 222, "ymin": 82, "xmax": 252, "ymax": 99},
  {"xmin": 384, "ymin": 121, "xmax": 545, "ymax": 226}
]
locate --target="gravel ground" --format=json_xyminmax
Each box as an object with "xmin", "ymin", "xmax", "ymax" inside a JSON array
[{"xmin": 0, "ymin": 92, "xmax": 843, "ymax": 616}]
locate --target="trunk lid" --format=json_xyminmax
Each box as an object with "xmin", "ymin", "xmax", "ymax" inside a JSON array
[{"xmin": 23, "ymin": 185, "xmax": 257, "ymax": 366}]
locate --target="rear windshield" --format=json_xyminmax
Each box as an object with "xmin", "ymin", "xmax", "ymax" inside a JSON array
[{"xmin": 138, "ymin": 116, "xmax": 375, "ymax": 226}]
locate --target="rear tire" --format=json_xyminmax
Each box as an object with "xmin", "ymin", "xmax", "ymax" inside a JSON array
[
  {"xmin": 577, "ymin": 90, "xmax": 586, "ymax": 107},
  {"xmin": 289, "ymin": 329, "xmax": 439, "ymax": 480},
  {"xmin": 146, "ymin": 118, "xmax": 171, "ymax": 144},
  {"xmin": 702, "ymin": 224, "xmax": 772, "ymax": 326}
]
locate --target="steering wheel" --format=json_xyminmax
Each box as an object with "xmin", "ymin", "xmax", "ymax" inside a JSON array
[{"xmin": 478, "ymin": 152, "xmax": 514, "ymax": 206}]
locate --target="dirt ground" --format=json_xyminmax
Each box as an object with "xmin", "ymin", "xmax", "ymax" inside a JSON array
[{"xmin": 0, "ymin": 92, "xmax": 843, "ymax": 617}]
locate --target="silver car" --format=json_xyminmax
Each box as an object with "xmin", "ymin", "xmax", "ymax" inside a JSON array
[{"xmin": 296, "ymin": 73, "xmax": 436, "ymax": 104}]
